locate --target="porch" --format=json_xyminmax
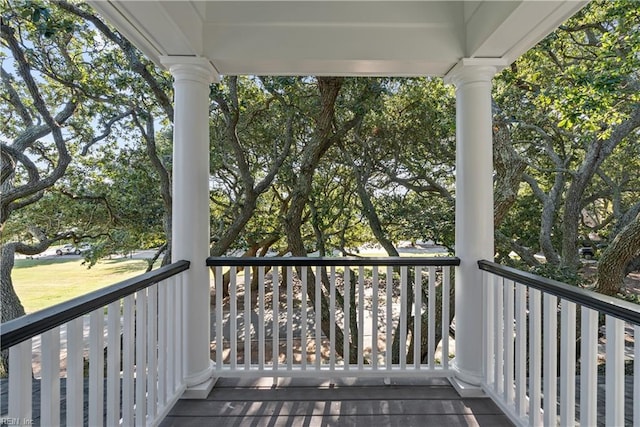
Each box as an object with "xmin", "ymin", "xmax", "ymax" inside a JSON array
[
  {"xmin": 2, "ymin": 256, "xmax": 639, "ymax": 426},
  {"xmin": 159, "ymin": 377, "xmax": 512, "ymax": 426}
]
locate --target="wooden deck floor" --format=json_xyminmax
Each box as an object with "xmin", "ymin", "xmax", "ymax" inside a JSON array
[{"xmin": 159, "ymin": 377, "xmax": 513, "ymax": 426}]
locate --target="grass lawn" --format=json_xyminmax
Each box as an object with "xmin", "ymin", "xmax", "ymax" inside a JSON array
[{"xmin": 12, "ymin": 257, "xmax": 153, "ymax": 314}]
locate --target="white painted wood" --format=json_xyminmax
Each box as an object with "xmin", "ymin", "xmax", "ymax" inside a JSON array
[
  {"xmin": 66, "ymin": 318, "xmax": 85, "ymax": 426},
  {"xmin": 329, "ymin": 266, "xmax": 336, "ymax": 370},
  {"xmin": 122, "ymin": 296, "xmax": 135, "ymax": 426},
  {"xmin": 372, "ymin": 267, "xmax": 379, "ymax": 370},
  {"xmin": 158, "ymin": 280, "xmax": 168, "ymax": 407},
  {"xmin": 503, "ymin": 279, "xmax": 514, "ymax": 406},
  {"xmin": 89, "ymin": 309, "xmax": 105, "ymax": 427},
  {"xmin": 449, "ymin": 64, "xmax": 497, "ymax": 386},
  {"xmin": 165, "ymin": 59, "xmax": 216, "ymax": 390},
  {"xmin": 605, "ymin": 315, "xmax": 624, "ymax": 426},
  {"xmin": 135, "ymin": 290, "xmax": 147, "ymax": 427},
  {"xmin": 147, "ymin": 284, "xmax": 158, "ymax": 418},
  {"xmin": 514, "ymin": 285, "xmax": 527, "ymax": 418},
  {"xmin": 245, "ymin": 266, "xmax": 252, "ymax": 369},
  {"xmin": 358, "ymin": 265, "xmax": 365, "ymax": 370},
  {"xmin": 483, "ymin": 272, "xmax": 494, "ymax": 386},
  {"xmin": 559, "ymin": 300, "xmax": 576, "ymax": 427},
  {"xmin": 399, "ymin": 266, "xmax": 407, "ymax": 369},
  {"xmin": 230, "ymin": 267, "xmax": 237, "ymax": 370},
  {"xmin": 414, "ymin": 267, "xmax": 422, "ymax": 370},
  {"xmin": 41, "ymin": 327, "xmax": 61, "ymax": 426},
  {"xmin": 107, "ymin": 301, "xmax": 121, "ymax": 426},
  {"xmin": 176, "ymin": 273, "xmax": 184, "ymax": 384},
  {"xmin": 344, "ymin": 266, "xmax": 351, "ymax": 370},
  {"xmin": 286, "ymin": 266, "xmax": 294, "ymax": 370},
  {"xmin": 215, "ymin": 266, "xmax": 223, "ymax": 370},
  {"xmin": 442, "ymin": 266, "xmax": 450, "ymax": 370},
  {"xmin": 386, "ymin": 266, "xmax": 393, "ymax": 370},
  {"xmin": 301, "ymin": 266, "xmax": 308, "ymax": 370},
  {"xmin": 258, "ymin": 266, "xmax": 265, "ymax": 370},
  {"xmin": 494, "ymin": 275, "xmax": 504, "ymax": 396},
  {"xmin": 543, "ymin": 294, "xmax": 557, "ymax": 427},
  {"xmin": 635, "ymin": 325, "xmax": 640, "ymax": 427},
  {"xmin": 529, "ymin": 288, "xmax": 542, "ymax": 426},
  {"xmin": 166, "ymin": 277, "xmax": 176, "ymax": 395},
  {"xmin": 428, "ymin": 266, "xmax": 436, "ymax": 368},
  {"xmin": 272, "ymin": 266, "xmax": 280, "ymax": 371},
  {"xmin": 8, "ymin": 339, "xmax": 32, "ymax": 422},
  {"xmin": 580, "ymin": 307, "xmax": 598, "ymax": 427},
  {"xmin": 315, "ymin": 266, "xmax": 322, "ymax": 370}
]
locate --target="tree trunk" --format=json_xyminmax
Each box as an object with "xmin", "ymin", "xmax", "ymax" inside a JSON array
[
  {"xmin": 595, "ymin": 212, "xmax": 640, "ymax": 296},
  {"xmin": 1, "ymin": 244, "xmax": 26, "ymax": 377}
]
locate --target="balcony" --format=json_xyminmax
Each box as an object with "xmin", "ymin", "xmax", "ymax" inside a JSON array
[{"xmin": 2, "ymin": 256, "xmax": 638, "ymax": 426}]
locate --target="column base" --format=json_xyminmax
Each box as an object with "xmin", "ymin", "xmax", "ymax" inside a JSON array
[
  {"xmin": 182, "ymin": 376, "xmax": 217, "ymax": 399},
  {"xmin": 182, "ymin": 360, "xmax": 217, "ymax": 399},
  {"xmin": 448, "ymin": 376, "xmax": 485, "ymax": 398}
]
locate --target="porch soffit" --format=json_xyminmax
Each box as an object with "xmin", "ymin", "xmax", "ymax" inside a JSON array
[{"xmin": 89, "ymin": 0, "xmax": 589, "ymax": 77}]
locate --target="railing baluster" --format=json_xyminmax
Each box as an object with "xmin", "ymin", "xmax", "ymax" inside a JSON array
[
  {"xmin": 441, "ymin": 266, "xmax": 450, "ymax": 369},
  {"xmin": 8, "ymin": 339, "xmax": 32, "ymax": 423},
  {"xmin": 399, "ymin": 266, "xmax": 407, "ymax": 370},
  {"xmin": 372, "ymin": 266, "xmax": 379, "ymax": 369},
  {"xmin": 503, "ymin": 279, "xmax": 514, "ymax": 406},
  {"xmin": 414, "ymin": 267, "xmax": 422, "ymax": 370},
  {"xmin": 272, "ymin": 266, "xmax": 279, "ymax": 371},
  {"xmin": 494, "ymin": 274, "xmax": 504, "ymax": 395},
  {"xmin": 301, "ymin": 266, "xmax": 308, "ymax": 370},
  {"xmin": 245, "ymin": 266, "xmax": 252, "ymax": 370},
  {"xmin": 386, "ymin": 266, "xmax": 393, "ymax": 370},
  {"xmin": 428, "ymin": 266, "xmax": 436, "ymax": 368},
  {"xmin": 158, "ymin": 280, "xmax": 168, "ymax": 408},
  {"xmin": 484, "ymin": 271, "xmax": 494, "ymax": 386},
  {"xmin": 107, "ymin": 301, "xmax": 121, "ymax": 426},
  {"xmin": 135, "ymin": 289, "xmax": 147, "ymax": 427},
  {"xmin": 89, "ymin": 309, "xmax": 105, "ymax": 427},
  {"xmin": 580, "ymin": 307, "xmax": 598, "ymax": 427},
  {"xmin": 258, "ymin": 266, "xmax": 265, "ymax": 371},
  {"xmin": 559, "ymin": 300, "xmax": 576, "ymax": 426},
  {"xmin": 215, "ymin": 266, "xmax": 223, "ymax": 371},
  {"xmin": 41, "ymin": 327, "xmax": 60, "ymax": 426},
  {"xmin": 286, "ymin": 265, "xmax": 293, "ymax": 371},
  {"xmin": 543, "ymin": 294, "xmax": 558, "ymax": 426},
  {"xmin": 358, "ymin": 266, "xmax": 365, "ymax": 370},
  {"xmin": 230, "ymin": 267, "xmax": 237, "ymax": 371},
  {"xmin": 147, "ymin": 284, "xmax": 158, "ymax": 419},
  {"xmin": 605, "ymin": 315, "xmax": 625, "ymax": 426},
  {"xmin": 330, "ymin": 265, "xmax": 336, "ymax": 371},
  {"xmin": 344, "ymin": 266, "xmax": 351, "ymax": 370},
  {"xmin": 67, "ymin": 317, "xmax": 84, "ymax": 426},
  {"xmin": 529, "ymin": 288, "xmax": 542, "ymax": 426},
  {"xmin": 635, "ymin": 325, "xmax": 640, "ymax": 427},
  {"xmin": 315, "ymin": 265, "xmax": 322, "ymax": 370},
  {"xmin": 514, "ymin": 284, "xmax": 526, "ymax": 418},
  {"xmin": 122, "ymin": 296, "xmax": 135, "ymax": 425}
]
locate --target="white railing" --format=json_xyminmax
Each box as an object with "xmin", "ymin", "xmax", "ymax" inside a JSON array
[
  {"xmin": 480, "ymin": 260, "xmax": 640, "ymax": 427},
  {"xmin": 207, "ymin": 257, "xmax": 459, "ymax": 378},
  {"xmin": 1, "ymin": 261, "xmax": 189, "ymax": 427}
]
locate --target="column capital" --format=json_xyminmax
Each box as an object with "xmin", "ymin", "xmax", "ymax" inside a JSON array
[
  {"xmin": 160, "ymin": 56, "xmax": 220, "ymax": 84},
  {"xmin": 444, "ymin": 58, "xmax": 508, "ymax": 86}
]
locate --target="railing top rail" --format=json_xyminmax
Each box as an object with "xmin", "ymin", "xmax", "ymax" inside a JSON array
[
  {"xmin": 207, "ymin": 256, "xmax": 460, "ymax": 267},
  {"xmin": 478, "ymin": 259, "xmax": 640, "ymax": 325},
  {"xmin": 0, "ymin": 260, "xmax": 190, "ymax": 351}
]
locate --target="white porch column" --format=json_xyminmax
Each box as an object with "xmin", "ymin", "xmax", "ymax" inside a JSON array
[
  {"xmin": 160, "ymin": 56, "xmax": 218, "ymax": 398},
  {"xmin": 445, "ymin": 59, "xmax": 503, "ymax": 393}
]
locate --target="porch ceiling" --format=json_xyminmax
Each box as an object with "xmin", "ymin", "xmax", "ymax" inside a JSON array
[{"xmin": 90, "ymin": 0, "xmax": 588, "ymax": 77}]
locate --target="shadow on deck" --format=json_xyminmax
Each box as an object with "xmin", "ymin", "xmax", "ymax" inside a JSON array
[{"xmin": 159, "ymin": 377, "xmax": 513, "ymax": 426}]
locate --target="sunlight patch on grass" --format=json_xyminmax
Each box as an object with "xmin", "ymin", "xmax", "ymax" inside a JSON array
[{"xmin": 12, "ymin": 257, "xmax": 152, "ymax": 314}]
